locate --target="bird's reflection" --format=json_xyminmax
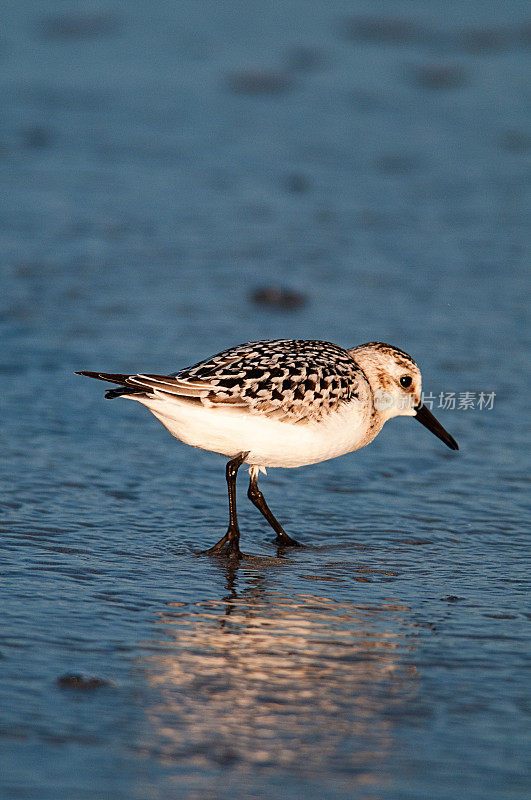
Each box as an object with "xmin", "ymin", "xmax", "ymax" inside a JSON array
[{"xmin": 138, "ymin": 557, "xmax": 419, "ymax": 793}]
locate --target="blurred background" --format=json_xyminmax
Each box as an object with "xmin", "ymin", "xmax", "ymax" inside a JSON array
[{"xmin": 1, "ymin": 2, "xmax": 529, "ymax": 799}]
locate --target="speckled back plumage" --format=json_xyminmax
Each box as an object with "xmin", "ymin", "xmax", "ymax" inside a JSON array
[{"xmin": 171, "ymin": 339, "xmax": 365, "ymax": 422}]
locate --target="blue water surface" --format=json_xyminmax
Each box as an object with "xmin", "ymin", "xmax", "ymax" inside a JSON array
[{"xmin": 1, "ymin": 1, "xmax": 530, "ymax": 798}]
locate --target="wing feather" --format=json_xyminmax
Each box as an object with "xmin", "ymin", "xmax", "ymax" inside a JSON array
[
  {"xmin": 77, "ymin": 340, "xmax": 366, "ymax": 423},
  {"xmin": 128, "ymin": 374, "xmax": 214, "ymax": 397}
]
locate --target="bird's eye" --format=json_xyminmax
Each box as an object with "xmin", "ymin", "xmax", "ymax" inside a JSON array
[{"xmin": 400, "ymin": 375, "xmax": 412, "ymax": 388}]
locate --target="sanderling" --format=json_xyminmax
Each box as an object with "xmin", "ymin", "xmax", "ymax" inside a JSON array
[{"xmin": 77, "ymin": 339, "xmax": 458, "ymax": 556}]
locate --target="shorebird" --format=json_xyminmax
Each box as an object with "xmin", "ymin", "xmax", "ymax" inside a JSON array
[{"xmin": 77, "ymin": 339, "xmax": 458, "ymax": 556}]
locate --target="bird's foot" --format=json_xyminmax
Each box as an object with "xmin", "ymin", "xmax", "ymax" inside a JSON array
[
  {"xmin": 204, "ymin": 530, "xmax": 242, "ymax": 559},
  {"xmin": 274, "ymin": 532, "xmax": 301, "ymax": 548},
  {"xmin": 204, "ymin": 534, "xmax": 228, "ymax": 554}
]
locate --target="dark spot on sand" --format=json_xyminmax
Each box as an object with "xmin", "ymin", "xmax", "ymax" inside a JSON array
[
  {"xmin": 285, "ymin": 46, "xmax": 328, "ymax": 73},
  {"xmin": 227, "ymin": 70, "xmax": 292, "ymax": 95},
  {"xmin": 460, "ymin": 26, "xmax": 513, "ymax": 54},
  {"xmin": 21, "ymin": 126, "xmax": 53, "ymax": 149},
  {"xmin": 39, "ymin": 11, "xmax": 121, "ymax": 40},
  {"xmin": 284, "ymin": 173, "xmax": 311, "ymax": 194},
  {"xmin": 374, "ymin": 154, "xmax": 419, "ymax": 174},
  {"xmin": 251, "ymin": 286, "xmax": 307, "ymax": 310},
  {"xmin": 342, "ymin": 16, "xmax": 425, "ymax": 45},
  {"xmin": 56, "ymin": 674, "xmax": 112, "ymax": 690},
  {"xmin": 409, "ymin": 63, "xmax": 468, "ymax": 90},
  {"xmin": 498, "ymin": 130, "xmax": 530, "ymax": 154}
]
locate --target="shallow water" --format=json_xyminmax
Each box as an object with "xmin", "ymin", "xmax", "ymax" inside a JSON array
[{"xmin": 1, "ymin": 1, "xmax": 530, "ymax": 798}]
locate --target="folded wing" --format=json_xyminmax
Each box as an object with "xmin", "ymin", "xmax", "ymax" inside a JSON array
[{"xmin": 77, "ymin": 339, "xmax": 366, "ymax": 422}]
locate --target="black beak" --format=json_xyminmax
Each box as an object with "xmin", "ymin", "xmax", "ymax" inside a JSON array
[{"xmin": 414, "ymin": 404, "xmax": 459, "ymax": 450}]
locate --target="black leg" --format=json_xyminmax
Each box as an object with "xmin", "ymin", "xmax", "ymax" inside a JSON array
[
  {"xmin": 206, "ymin": 452, "xmax": 248, "ymax": 557},
  {"xmin": 247, "ymin": 470, "xmax": 300, "ymax": 547}
]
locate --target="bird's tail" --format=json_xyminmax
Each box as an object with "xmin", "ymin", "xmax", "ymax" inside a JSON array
[{"xmin": 75, "ymin": 371, "xmax": 146, "ymax": 399}]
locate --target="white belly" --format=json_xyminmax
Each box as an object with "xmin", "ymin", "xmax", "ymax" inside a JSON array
[{"xmin": 131, "ymin": 394, "xmax": 373, "ymax": 469}]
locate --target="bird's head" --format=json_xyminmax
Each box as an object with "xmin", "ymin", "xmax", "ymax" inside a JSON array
[{"xmin": 349, "ymin": 342, "xmax": 458, "ymax": 450}]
